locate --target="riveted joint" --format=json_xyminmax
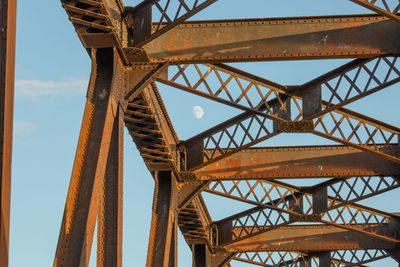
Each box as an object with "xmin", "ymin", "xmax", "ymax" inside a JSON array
[{"xmin": 278, "ymin": 120, "xmax": 314, "ymax": 133}]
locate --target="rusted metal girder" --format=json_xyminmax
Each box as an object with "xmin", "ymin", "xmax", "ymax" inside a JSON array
[
  {"xmin": 223, "ymin": 225, "xmax": 397, "ymax": 252},
  {"xmin": 178, "ymin": 195, "xmax": 212, "ymax": 245},
  {"xmin": 146, "ymin": 171, "xmax": 178, "ymax": 267},
  {"xmin": 97, "ymin": 105, "xmax": 123, "ymax": 267},
  {"xmin": 61, "ymin": 0, "xmax": 126, "ymax": 48},
  {"xmin": 0, "ymin": 0, "xmax": 15, "ymax": 266},
  {"xmin": 125, "ymin": 14, "xmax": 400, "ymax": 63},
  {"xmin": 54, "ymin": 48, "xmax": 125, "ymax": 267},
  {"xmin": 192, "ymin": 244, "xmax": 211, "ymax": 267},
  {"xmin": 190, "ymin": 144, "xmax": 400, "ymax": 180},
  {"xmin": 124, "ymin": 82, "xmax": 178, "ymax": 171}
]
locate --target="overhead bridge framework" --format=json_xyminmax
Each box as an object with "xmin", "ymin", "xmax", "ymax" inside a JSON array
[{"xmin": 3, "ymin": 0, "xmax": 400, "ymax": 266}]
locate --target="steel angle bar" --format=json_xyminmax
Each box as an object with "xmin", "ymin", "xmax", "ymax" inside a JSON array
[
  {"xmin": 313, "ymin": 105, "xmax": 400, "ymax": 163},
  {"xmin": 297, "ymin": 55, "xmax": 400, "ymax": 120},
  {"xmin": 349, "ymin": 0, "xmax": 400, "ymax": 23},
  {"xmin": 232, "ymin": 251, "xmax": 315, "ymax": 267},
  {"xmin": 157, "ymin": 63, "xmax": 297, "ymax": 121}
]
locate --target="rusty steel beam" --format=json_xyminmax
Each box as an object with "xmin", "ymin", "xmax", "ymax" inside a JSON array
[
  {"xmin": 0, "ymin": 0, "xmax": 15, "ymax": 266},
  {"xmin": 124, "ymin": 81, "xmax": 179, "ymax": 171},
  {"xmin": 349, "ymin": 0, "xmax": 400, "ymax": 22},
  {"xmin": 124, "ymin": 63, "xmax": 168, "ymax": 101},
  {"xmin": 146, "ymin": 171, "xmax": 178, "ymax": 267},
  {"xmin": 61, "ymin": 0, "xmax": 127, "ymax": 48},
  {"xmin": 190, "ymin": 144, "xmax": 400, "ymax": 180},
  {"xmin": 178, "ymin": 195, "xmax": 212, "ymax": 245},
  {"xmin": 54, "ymin": 48, "xmax": 124, "ymax": 267},
  {"xmin": 124, "ymin": 14, "xmax": 400, "ymax": 63},
  {"xmin": 223, "ymin": 225, "xmax": 397, "ymax": 252},
  {"xmin": 78, "ymin": 156, "xmax": 103, "ymax": 267},
  {"xmin": 97, "ymin": 105, "xmax": 123, "ymax": 267},
  {"xmin": 178, "ymin": 181, "xmax": 209, "ymax": 209},
  {"xmin": 192, "ymin": 244, "xmax": 211, "ymax": 267}
]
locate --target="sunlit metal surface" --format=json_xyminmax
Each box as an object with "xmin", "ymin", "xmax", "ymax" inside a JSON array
[{"xmin": 45, "ymin": 0, "xmax": 400, "ymax": 266}]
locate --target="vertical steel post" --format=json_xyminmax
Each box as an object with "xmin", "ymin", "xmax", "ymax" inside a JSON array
[
  {"xmin": 54, "ymin": 48, "xmax": 122, "ymax": 267},
  {"xmin": 192, "ymin": 244, "xmax": 211, "ymax": 267},
  {"xmin": 0, "ymin": 0, "xmax": 16, "ymax": 266},
  {"xmin": 168, "ymin": 217, "xmax": 177, "ymax": 267},
  {"xmin": 318, "ymin": 252, "xmax": 332, "ymax": 267},
  {"xmin": 97, "ymin": 104, "xmax": 123, "ymax": 267},
  {"xmin": 146, "ymin": 171, "xmax": 178, "ymax": 267},
  {"xmin": 302, "ymin": 85, "xmax": 322, "ymax": 119}
]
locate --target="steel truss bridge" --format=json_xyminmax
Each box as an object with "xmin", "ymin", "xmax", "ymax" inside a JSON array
[{"xmin": 2, "ymin": 0, "xmax": 400, "ymax": 266}]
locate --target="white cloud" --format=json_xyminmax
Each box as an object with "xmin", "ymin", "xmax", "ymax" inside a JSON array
[
  {"xmin": 13, "ymin": 121, "xmax": 37, "ymax": 136},
  {"xmin": 15, "ymin": 79, "xmax": 87, "ymax": 97}
]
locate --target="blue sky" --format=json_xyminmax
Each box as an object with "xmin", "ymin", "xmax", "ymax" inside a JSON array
[{"xmin": 10, "ymin": 0, "xmax": 400, "ymax": 266}]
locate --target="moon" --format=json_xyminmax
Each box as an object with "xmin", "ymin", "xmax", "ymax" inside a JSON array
[{"xmin": 192, "ymin": 105, "xmax": 204, "ymax": 119}]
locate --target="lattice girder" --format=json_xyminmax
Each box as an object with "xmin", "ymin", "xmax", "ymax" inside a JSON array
[
  {"xmin": 206, "ymin": 177, "xmax": 400, "ymax": 246},
  {"xmin": 168, "ymin": 56, "xmax": 400, "ymax": 170}
]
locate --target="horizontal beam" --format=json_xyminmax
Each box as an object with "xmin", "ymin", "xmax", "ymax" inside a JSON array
[
  {"xmin": 190, "ymin": 144, "xmax": 400, "ymax": 180},
  {"xmin": 125, "ymin": 14, "xmax": 400, "ymax": 63},
  {"xmin": 222, "ymin": 225, "xmax": 397, "ymax": 251}
]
